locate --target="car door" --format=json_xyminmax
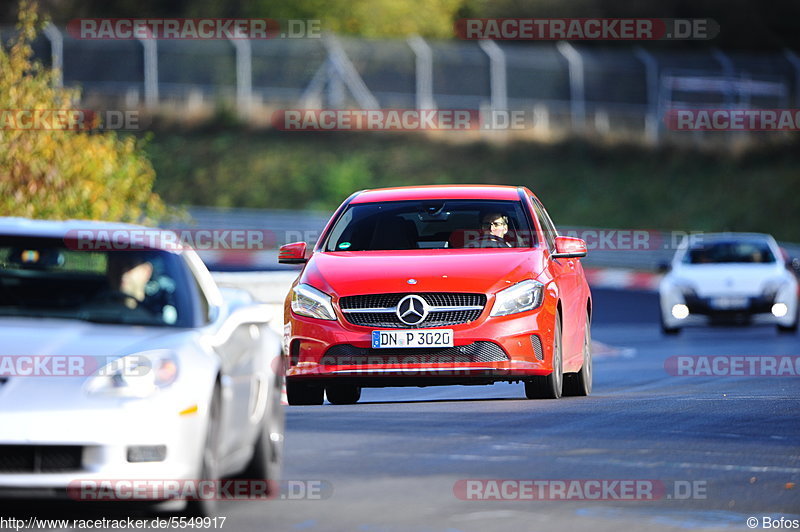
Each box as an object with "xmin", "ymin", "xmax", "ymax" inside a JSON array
[{"xmin": 529, "ymin": 196, "xmax": 583, "ymax": 367}]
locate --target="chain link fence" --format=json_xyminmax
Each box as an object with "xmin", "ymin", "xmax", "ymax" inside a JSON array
[{"xmin": 3, "ymin": 25, "xmax": 798, "ymax": 142}]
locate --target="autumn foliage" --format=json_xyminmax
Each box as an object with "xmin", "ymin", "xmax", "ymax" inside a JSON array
[{"xmin": 0, "ymin": 1, "xmax": 165, "ymax": 222}]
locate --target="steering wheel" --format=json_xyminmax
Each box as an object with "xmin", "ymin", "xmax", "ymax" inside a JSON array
[
  {"xmin": 479, "ymin": 234, "xmax": 510, "ymax": 248},
  {"xmin": 90, "ymin": 290, "xmax": 157, "ymax": 315}
]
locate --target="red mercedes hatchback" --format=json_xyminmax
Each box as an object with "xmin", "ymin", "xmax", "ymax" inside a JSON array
[{"xmin": 279, "ymin": 185, "xmax": 592, "ymax": 405}]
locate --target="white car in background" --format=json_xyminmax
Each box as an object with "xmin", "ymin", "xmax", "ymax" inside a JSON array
[
  {"xmin": 659, "ymin": 233, "xmax": 798, "ymax": 334},
  {"xmin": 0, "ymin": 218, "xmax": 284, "ymax": 515}
]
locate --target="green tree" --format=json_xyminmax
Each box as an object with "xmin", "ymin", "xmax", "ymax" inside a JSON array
[{"xmin": 0, "ymin": 1, "xmax": 166, "ymax": 222}]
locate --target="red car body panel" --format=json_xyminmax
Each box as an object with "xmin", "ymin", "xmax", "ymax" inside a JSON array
[{"xmin": 283, "ymin": 185, "xmax": 591, "ymax": 386}]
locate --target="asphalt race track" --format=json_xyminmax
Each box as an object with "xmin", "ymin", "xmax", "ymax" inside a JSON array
[{"xmin": 3, "ymin": 288, "xmax": 799, "ymax": 531}]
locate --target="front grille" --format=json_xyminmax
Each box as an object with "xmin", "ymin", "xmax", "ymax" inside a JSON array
[
  {"xmin": 322, "ymin": 342, "xmax": 508, "ymax": 365},
  {"xmin": 0, "ymin": 445, "xmax": 83, "ymax": 473},
  {"xmin": 339, "ymin": 292, "xmax": 486, "ymax": 328}
]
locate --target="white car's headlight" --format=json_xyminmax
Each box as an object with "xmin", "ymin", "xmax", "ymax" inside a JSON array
[
  {"xmin": 291, "ymin": 283, "xmax": 336, "ymax": 320},
  {"xmin": 491, "ymin": 280, "xmax": 545, "ymax": 317},
  {"xmin": 85, "ymin": 350, "xmax": 178, "ymax": 398}
]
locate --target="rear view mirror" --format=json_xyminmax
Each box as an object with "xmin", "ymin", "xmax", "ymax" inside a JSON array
[
  {"xmin": 278, "ymin": 242, "xmax": 308, "ymax": 264},
  {"xmin": 552, "ymin": 236, "xmax": 587, "ymax": 259}
]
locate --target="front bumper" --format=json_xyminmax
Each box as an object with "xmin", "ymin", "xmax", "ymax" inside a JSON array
[
  {"xmin": 0, "ymin": 396, "xmax": 205, "ymax": 494},
  {"xmin": 284, "ymin": 302, "xmax": 558, "ymax": 383}
]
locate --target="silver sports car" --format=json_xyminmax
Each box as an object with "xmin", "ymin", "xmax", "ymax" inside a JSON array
[{"xmin": 0, "ymin": 218, "xmax": 284, "ymax": 514}]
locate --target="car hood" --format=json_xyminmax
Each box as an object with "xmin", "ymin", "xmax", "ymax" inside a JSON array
[
  {"xmin": 0, "ymin": 317, "xmax": 196, "ymax": 411},
  {"xmin": 300, "ymin": 249, "xmax": 545, "ymax": 296},
  {"xmin": 0, "ymin": 317, "xmax": 180, "ymax": 359},
  {"xmin": 670, "ymin": 263, "xmax": 786, "ymax": 297}
]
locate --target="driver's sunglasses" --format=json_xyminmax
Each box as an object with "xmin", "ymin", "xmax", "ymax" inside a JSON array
[{"xmin": 483, "ymin": 221, "xmax": 507, "ymax": 227}]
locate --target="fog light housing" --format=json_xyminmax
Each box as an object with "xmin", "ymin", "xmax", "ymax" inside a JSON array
[
  {"xmin": 127, "ymin": 445, "xmax": 167, "ymax": 463},
  {"xmin": 671, "ymin": 304, "xmax": 689, "ymax": 320},
  {"xmin": 771, "ymin": 303, "xmax": 788, "ymax": 318}
]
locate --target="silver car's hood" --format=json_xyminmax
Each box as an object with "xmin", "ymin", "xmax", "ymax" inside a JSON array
[{"xmin": 0, "ymin": 317, "xmax": 181, "ymax": 359}]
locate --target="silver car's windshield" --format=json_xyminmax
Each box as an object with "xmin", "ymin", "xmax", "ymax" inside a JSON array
[{"xmin": 0, "ymin": 236, "xmax": 193, "ymax": 327}]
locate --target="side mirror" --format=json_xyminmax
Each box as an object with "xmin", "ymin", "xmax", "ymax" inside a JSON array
[
  {"xmin": 278, "ymin": 241, "xmax": 308, "ymax": 264},
  {"xmin": 657, "ymin": 260, "xmax": 672, "ymax": 274},
  {"xmin": 552, "ymin": 236, "xmax": 587, "ymax": 259}
]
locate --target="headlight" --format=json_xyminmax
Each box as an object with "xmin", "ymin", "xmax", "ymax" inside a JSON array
[
  {"xmin": 291, "ymin": 284, "xmax": 336, "ymax": 320},
  {"xmin": 491, "ymin": 280, "xmax": 545, "ymax": 317},
  {"xmin": 85, "ymin": 350, "xmax": 178, "ymax": 398}
]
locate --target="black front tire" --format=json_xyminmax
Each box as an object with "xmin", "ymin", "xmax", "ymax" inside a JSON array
[
  {"xmin": 286, "ymin": 379, "xmax": 324, "ymax": 406},
  {"xmin": 563, "ymin": 311, "xmax": 592, "ymax": 397},
  {"xmin": 524, "ymin": 310, "xmax": 563, "ymax": 399},
  {"xmin": 326, "ymin": 384, "xmax": 362, "ymax": 405}
]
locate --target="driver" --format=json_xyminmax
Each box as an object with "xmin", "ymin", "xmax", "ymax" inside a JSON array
[
  {"xmin": 105, "ymin": 252, "xmax": 154, "ymax": 309},
  {"xmin": 480, "ymin": 213, "xmax": 512, "ymax": 248}
]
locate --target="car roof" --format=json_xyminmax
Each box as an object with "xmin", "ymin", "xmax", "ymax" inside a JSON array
[
  {"xmin": 350, "ymin": 185, "xmax": 524, "ymax": 204},
  {"xmin": 0, "ymin": 217, "xmax": 182, "ymax": 252},
  {"xmin": 690, "ymin": 232, "xmax": 775, "ymax": 244}
]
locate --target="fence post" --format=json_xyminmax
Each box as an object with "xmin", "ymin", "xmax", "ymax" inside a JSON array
[
  {"xmin": 785, "ymin": 49, "xmax": 800, "ymax": 107},
  {"xmin": 712, "ymin": 48, "xmax": 735, "ymax": 107},
  {"xmin": 322, "ymin": 34, "xmax": 379, "ymax": 109},
  {"xmin": 557, "ymin": 41, "xmax": 585, "ymax": 131},
  {"xmin": 478, "ymin": 40, "xmax": 507, "ymax": 113},
  {"xmin": 634, "ymin": 46, "xmax": 659, "ymax": 144},
  {"xmin": 407, "ymin": 35, "xmax": 435, "ymax": 110},
  {"xmin": 136, "ymin": 34, "xmax": 159, "ymax": 109},
  {"xmin": 42, "ymin": 23, "xmax": 63, "ymax": 88},
  {"xmin": 229, "ymin": 30, "xmax": 253, "ymax": 117}
]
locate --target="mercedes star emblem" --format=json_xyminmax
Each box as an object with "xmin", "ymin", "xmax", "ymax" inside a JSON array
[{"xmin": 396, "ymin": 294, "xmax": 429, "ymax": 325}]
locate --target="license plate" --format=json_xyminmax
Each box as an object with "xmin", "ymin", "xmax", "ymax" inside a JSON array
[
  {"xmin": 710, "ymin": 297, "xmax": 748, "ymax": 309},
  {"xmin": 372, "ymin": 329, "xmax": 454, "ymax": 348}
]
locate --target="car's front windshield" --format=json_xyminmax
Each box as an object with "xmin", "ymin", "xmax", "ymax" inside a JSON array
[
  {"xmin": 0, "ymin": 236, "xmax": 192, "ymax": 326},
  {"xmin": 323, "ymin": 199, "xmax": 535, "ymax": 251},
  {"xmin": 683, "ymin": 240, "xmax": 776, "ymax": 264}
]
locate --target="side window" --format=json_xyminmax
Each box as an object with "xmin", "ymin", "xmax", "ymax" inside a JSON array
[{"xmin": 530, "ymin": 197, "xmax": 557, "ymax": 250}]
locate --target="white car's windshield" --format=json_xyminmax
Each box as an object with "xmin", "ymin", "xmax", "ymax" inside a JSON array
[
  {"xmin": 0, "ymin": 236, "xmax": 193, "ymax": 326},
  {"xmin": 683, "ymin": 240, "xmax": 776, "ymax": 264}
]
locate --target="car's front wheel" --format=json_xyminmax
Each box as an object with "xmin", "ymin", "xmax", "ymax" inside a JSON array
[
  {"xmin": 563, "ymin": 311, "xmax": 592, "ymax": 397},
  {"xmin": 286, "ymin": 379, "xmax": 324, "ymax": 406},
  {"xmin": 326, "ymin": 384, "xmax": 361, "ymax": 405},
  {"xmin": 524, "ymin": 310, "xmax": 563, "ymax": 399}
]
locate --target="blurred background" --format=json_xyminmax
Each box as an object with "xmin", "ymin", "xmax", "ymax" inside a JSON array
[{"xmin": 1, "ymin": 0, "xmax": 799, "ymax": 274}]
